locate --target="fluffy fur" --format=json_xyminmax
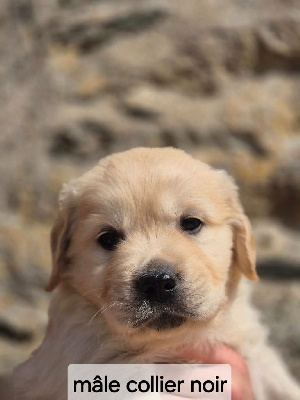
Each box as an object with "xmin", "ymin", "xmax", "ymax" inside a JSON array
[{"xmin": 14, "ymin": 148, "xmax": 300, "ymax": 399}]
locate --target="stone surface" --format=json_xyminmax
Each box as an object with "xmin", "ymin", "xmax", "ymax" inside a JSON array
[
  {"xmin": 0, "ymin": 0, "xmax": 299, "ymax": 389},
  {"xmin": 253, "ymin": 280, "xmax": 300, "ymax": 381}
]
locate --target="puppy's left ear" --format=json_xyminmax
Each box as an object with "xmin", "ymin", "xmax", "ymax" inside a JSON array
[
  {"xmin": 231, "ymin": 213, "xmax": 258, "ymax": 281},
  {"xmin": 218, "ymin": 170, "xmax": 258, "ymax": 282},
  {"xmin": 45, "ymin": 183, "xmax": 77, "ymax": 291}
]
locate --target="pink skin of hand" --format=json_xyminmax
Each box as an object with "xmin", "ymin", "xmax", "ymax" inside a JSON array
[{"xmin": 161, "ymin": 345, "xmax": 254, "ymax": 400}]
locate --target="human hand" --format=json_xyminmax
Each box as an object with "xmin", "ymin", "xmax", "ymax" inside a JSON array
[{"xmin": 162, "ymin": 345, "xmax": 254, "ymax": 400}]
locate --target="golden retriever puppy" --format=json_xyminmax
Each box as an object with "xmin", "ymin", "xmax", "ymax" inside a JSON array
[{"xmin": 14, "ymin": 148, "xmax": 300, "ymax": 399}]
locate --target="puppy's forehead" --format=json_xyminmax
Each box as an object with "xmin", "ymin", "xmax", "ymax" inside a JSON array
[{"xmin": 77, "ymin": 148, "xmax": 232, "ymax": 227}]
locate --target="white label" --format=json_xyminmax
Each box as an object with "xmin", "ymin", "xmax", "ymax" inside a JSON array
[{"xmin": 68, "ymin": 364, "xmax": 231, "ymax": 399}]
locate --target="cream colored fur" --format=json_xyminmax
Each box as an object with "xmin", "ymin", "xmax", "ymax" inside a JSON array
[{"xmin": 13, "ymin": 148, "xmax": 300, "ymax": 400}]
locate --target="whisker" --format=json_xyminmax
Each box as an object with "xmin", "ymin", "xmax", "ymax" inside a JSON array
[
  {"xmin": 82, "ymin": 289, "xmax": 98, "ymax": 297},
  {"xmin": 88, "ymin": 301, "xmax": 124, "ymax": 325},
  {"xmin": 88, "ymin": 308, "xmax": 102, "ymax": 325}
]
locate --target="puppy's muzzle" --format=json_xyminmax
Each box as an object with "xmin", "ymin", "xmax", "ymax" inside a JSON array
[
  {"xmin": 135, "ymin": 269, "xmax": 177, "ymax": 303},
  {"xmin": 129, "ymin": 260, "xmax": 191, "ymax": 331}
]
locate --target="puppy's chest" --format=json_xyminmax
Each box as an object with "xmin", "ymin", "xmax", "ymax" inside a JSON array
[{"xmin": 117, "ymin": 336, "xmax": 216, "ymax": 364}]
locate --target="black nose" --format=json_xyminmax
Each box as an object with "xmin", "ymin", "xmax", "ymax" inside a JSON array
[{"xmin": 136, "ymin": 270, "xmax": 177, "ymax": 302}]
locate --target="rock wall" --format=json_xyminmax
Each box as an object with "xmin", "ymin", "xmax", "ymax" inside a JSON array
[{"xmin": 0, "ymin": 0, "xmax": 299, "ymax": 390}]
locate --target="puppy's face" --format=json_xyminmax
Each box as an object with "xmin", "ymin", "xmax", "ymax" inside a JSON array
[{"xmin": 47, "ymin": 148, "xmax": 257, "ymax": 335}]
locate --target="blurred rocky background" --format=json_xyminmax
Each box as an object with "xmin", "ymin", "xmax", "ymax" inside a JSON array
[{"xmin": 0, "ymin": 0, "xmax": 300, "ymax": 395}]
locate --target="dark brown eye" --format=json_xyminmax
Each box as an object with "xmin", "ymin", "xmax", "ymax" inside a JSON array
[
  {"xmin": 97, "ymin": 228, "xmax": 124, "ymax": 251},
  {"xmin": 180, "ymin": 217, "xmax": 203, "ymax": 234}
]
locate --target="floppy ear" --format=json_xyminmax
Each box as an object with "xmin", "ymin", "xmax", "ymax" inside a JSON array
[
  {"xmin": 231, "ymin": 213, "xmax": 258, "ymax": 281},
  {"xmin": 217, "ymin": 169, "xmax": 258, "ymax": 282},
  {"xmin": 45, "ymin": 183, "xmax": 77, "ymax": 292}
]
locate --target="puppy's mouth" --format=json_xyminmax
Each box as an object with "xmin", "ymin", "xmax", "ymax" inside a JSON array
[
  {"xmin": 146, "ymin": 313, "xmax": 186, "ymax": 331},
  {"xmin": 129, "ymin": 303, "xmax": 194, "ymax": 331}
]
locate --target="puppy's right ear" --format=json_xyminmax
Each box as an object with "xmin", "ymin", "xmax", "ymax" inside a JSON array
[{"xmin": 45, "ymin": 183, "xmax": 77, "ymax": 292}]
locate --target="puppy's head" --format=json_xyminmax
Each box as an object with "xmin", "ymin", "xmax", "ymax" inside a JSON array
[{"xmin": 46, "ymin": 148, "xmax": 257, "ymax": 334}]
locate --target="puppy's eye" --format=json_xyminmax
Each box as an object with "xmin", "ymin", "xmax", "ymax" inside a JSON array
[
  {"xmin": 97, "ymin": 229, "xmax": 124, "ymax": 251},
  {"xmin": 180, "ymin": 217, "xmax": 203, "ymax": 234}
]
